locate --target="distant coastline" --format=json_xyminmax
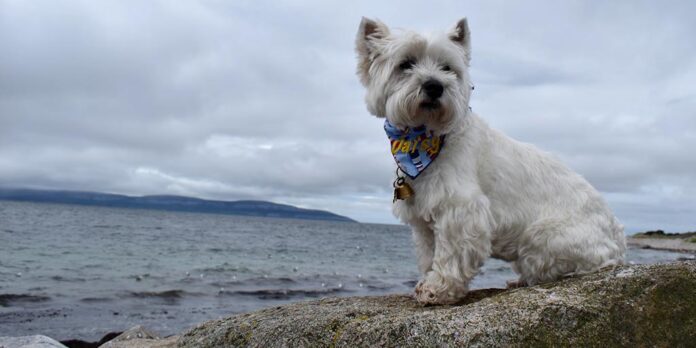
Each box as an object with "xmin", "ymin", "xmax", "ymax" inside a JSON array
[
  {"xmin": 628, "ymin": 230, "xmax": 696, "ymax": 254},
  {"xmin": 0, "ymin": 188, "xmax": 356, "ymax": 223}
]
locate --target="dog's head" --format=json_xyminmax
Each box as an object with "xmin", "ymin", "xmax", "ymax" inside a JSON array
[{"xmin": 356, "ymin": 18, "xmax": 473, "ymax": 134}]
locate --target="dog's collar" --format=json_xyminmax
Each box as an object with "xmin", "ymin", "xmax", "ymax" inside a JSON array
[{"xmin": 384, "ymin": 120, "xmax": 446, "ymax": 179}]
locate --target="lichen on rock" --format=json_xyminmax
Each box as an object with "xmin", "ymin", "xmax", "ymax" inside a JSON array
[{"xmin": 178, "ymin": 261, "xmax": 696, "ymax": 347}]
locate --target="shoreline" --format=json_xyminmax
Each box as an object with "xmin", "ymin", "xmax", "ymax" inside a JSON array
[{"xmin": 627, "ymin": 237, "xmax": 696, "ymax": 254}]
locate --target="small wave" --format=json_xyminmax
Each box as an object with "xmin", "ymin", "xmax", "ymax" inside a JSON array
[
  {"xmin": 121, "ymin": 289, "xmax": 195, "ymax": 299},
  {"xmin": 402, "ymin": 280, "xmax": 418, "ymax": 287},
  {"xmin": 221, "ymin": 287, "xmax": 346, "ymax": 300},
  {"xmin": 246, "ymin": 276, "xmax": 296, "ymax": 285},
  {"xmin": 204, "ymin": 247, "xmax": 247, "ymax": 253},
  {"xmin": 118, "ymin": 289, "xmax": 205, "ymax": 305},
  {"xmin": 0, "ymin": 293, "xmax": 51, "ymax": 307},
  {"xmin": 92, "ymin": 224, "xmax": 122, "ymax": 229},
  {"xmin": 194, "ymin": 264, "xmax": 252, "ymax": 274},
  {"xmin": 127, "ymin": 273, "xmax": 167, "ymax": 282},
  {"xmin": 50, "ymin": 275, "xmax": 86, "ymax": 282},
  {"xmin": 80, "ymin": 297, "xmax": 114, "ymax": 303},
  {"xmin": 365, "ymin": 283, "xmax": 396, "ymax": 290},
  {"xmin": 210, "ymin": 276, "xmax": 297, "ymax": 288},
  {"xmin": 490, "ymin": 266, "xmax": 514, "ymax": 272}
]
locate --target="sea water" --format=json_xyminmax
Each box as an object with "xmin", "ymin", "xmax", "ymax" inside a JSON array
[{"xmin": 0, "ymin": 201, "xmax": 690, "ymax": 340}]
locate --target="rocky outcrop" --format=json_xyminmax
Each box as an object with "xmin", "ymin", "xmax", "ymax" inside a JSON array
[{"xmin": 179, "ymin": 261, "xmax": 696, "ymax": 347}]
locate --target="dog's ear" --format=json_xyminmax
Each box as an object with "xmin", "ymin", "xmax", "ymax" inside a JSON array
[
  {"xmin": 356, "ymin": 17, "xmax": 390, "ymax": 86},
  {"xmin": 449, "ymin": 18, "xmax": 471, "ymax": 63}
]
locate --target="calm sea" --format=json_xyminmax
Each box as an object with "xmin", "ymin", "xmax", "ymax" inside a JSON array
[{"xmin": 0, "ymin": 201, "xmax": 690, "ymax": 341}]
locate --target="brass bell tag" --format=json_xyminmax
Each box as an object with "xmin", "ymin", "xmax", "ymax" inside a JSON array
[{"xmin": 393, "ymin": 177, "xmax": 414, "ymax": 202}]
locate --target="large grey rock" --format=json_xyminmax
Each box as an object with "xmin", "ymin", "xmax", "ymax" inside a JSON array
[
  {"xmin": 0, "ymin": 335, "xmax": 67, "ymax": 348},
  {"xmin": 179, "ymin": 261, "xmax": 696, "ymax": 347}
]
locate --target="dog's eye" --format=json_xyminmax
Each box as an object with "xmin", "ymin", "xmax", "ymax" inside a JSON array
[
  {"xmin": 399, "ymin": 59, "xmax": 415, "ymax": 71},
  {"xmin": 442, "ymin": 65, "xmax": 452, "ymax": 72}
]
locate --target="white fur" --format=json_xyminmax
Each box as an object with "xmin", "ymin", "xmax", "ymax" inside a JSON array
[{"xmin": 356, "ymin": 17, "xmax": 626, "ymax": 304}]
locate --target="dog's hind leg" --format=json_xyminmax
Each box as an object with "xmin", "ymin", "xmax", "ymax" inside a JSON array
[
  {"xmin": 513, "ymin": 218, "xmax": 625, "ymax": 286},
  {"xmin": 415, "ymin": 196, "xmax": 494, "ymax": 305}
]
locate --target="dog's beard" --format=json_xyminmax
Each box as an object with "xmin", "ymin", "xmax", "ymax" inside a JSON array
[{"xmin": 386, "ymin": 91, "xmax": 459, "ymax": 134}]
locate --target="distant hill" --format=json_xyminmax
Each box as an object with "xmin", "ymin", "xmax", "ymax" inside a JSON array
[
  {"xmin": 632, "ymin": 230, "xmax": 696, "ymax": 240},
  {"xmin": 0, "ymin": 188, "xmax": 356, "ymax": 223}
]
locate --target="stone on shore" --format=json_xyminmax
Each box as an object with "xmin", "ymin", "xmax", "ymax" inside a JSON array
[
  {"xmin": 179, "ymin": 261, "xmax": 696, "ymax": 347},
  {"xmin": 0, "ymin": 335, "xmax": 67, "ymax": 348},
  {"xmin": 98, "ymin": 326, "xmax": 177, "ymax": 348}
]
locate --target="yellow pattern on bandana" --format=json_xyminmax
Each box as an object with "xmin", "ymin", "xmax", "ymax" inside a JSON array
[{"xmin": 384, "ymin": 120, "xmax": 446, "ymax": 179}]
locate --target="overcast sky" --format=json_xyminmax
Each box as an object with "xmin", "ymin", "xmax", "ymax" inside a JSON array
[{"xmin": 1, "ymin": 1, "xmax": 695, "ymax": 230}]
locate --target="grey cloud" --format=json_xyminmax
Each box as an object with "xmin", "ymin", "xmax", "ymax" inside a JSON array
[{"xmin": 1, "ymin": 1, "xmax": 695, "ymax": 227}]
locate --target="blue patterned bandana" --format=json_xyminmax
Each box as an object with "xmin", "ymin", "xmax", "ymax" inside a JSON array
[{"xmin": 384, "ymin": 120, "xmax": 446, "ymax": 179}]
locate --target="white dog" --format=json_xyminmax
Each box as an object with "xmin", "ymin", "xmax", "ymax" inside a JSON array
[{"xmin": 355, "ymin": 17, "xmax": 626, "ymax": 305}]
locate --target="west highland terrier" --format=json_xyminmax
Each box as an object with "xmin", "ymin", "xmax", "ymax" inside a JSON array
[{"xmin": 355, "ymin": 17, "xmax": 626, "ymax": 305}]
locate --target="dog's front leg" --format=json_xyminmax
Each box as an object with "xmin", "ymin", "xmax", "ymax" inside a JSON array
[
  {"xmin": 414, "ymin": 198, "xmax": 493, "ymax": 305},
  {"xmin": 410, "ymin": 219, "xmax": 435, "ymax": 274}
]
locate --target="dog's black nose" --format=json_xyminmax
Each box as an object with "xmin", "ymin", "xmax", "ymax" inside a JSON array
[{"xmin": 422, "ymin": 79, "xmax": 444, "ymax": 99}]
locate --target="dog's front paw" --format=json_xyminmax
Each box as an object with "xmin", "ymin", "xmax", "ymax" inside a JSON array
[
  {"xmin": 414, "ymin": 279, "xmax": 437, "ymax": 304},
  {"xmin": 414, "ymin": 272, "xmax": 467, "ymax": 305}
]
